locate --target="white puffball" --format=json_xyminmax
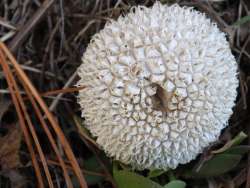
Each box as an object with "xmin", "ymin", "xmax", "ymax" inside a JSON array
[{"xmin": 77, "ymin": 2, "xmax": 238, "ymax": 170}]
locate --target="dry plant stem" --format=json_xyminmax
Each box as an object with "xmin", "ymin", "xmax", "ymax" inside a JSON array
[
  {"xmin": 0, "ymin": 31, "xmax": 16, "ymax": 42},
  {"xmin": 80, "ymin": 136, "xmax": 116, "ymax": 188},
  {"xmin": 0, "ymin": 42, "xmax": 88, "ymax": 188},
  {"xmin": 233, "ymin": 168, "xmax": 247, "ymax": 187},
  {"xmin": 0, "ymin": 17, "xmax": 16, "ymax": 30},
  {"xmin": 0, "ymin": 52, "xmax": 55, "ymax": 188},
  {"xmin": 247, "ymin": 125, "xmax": 250, "ymax": 188},
  {"xmin": 47, "ymin": 159, "xmax": 107, "ymax": 177},
  {"xmin": 20, "ymin": 64, "xmax": 64, "ymax": 80},
  {"xmin": 239, "ymin": 71, "xmax": 247, "ymax": 109},
  {"xmin": 41, "ymin": 86, "xmax": 85, "ymax": 97},
  {"xmin": 21, "ymin": 87, "xmax": 83, "ymax": 101},
  {"xmin": 53, "ymin": 168, "xmax": 61, "ymax": 188},
  {"xmin": 240, "ymin": 0, "xmax": 250, "ymax": 14},
  {"xmin": 240, "ymin": 173, "xmax": 248, "ymax": 188},
  {"xmin": 21, "ymin": 82, "xmax": 74, "ymax": 188},
  {"xmin": 74, "ymin": 20, "xmax": 99, "ymax": 42},
  {"xmin": 73, "ymin": 116, "xmax": 98, "ymax": 147},
  {"xmin": 0, "ymin": 51, "xmax": 44, "ymax": 187},
  {"xmin": 236, "ymin": 1, "xmax": 242, "ymax": 47},
  {"xmin": 0, "ymin": 63, "xmax": 64, "ymax": 81},
  {"xmin": 49, "ymin": 71, "xmax": 78, "ymax": 111},
  {"xmin": 90, "ymin": 148, "xmax": 117, "ymax": 188},
  {"xmin": 58, "ymin": 0, "xmax": 65, "ymax": 57},
  {"xmin": 43, "ymin": 19, "xmax": 62, "ymax": 62},
  {"xmin": 8, "ymin": 0, "xmax": 55, "ymax": 52},
  {"xmin": 238, "ymin": 35, "xmax": 250, "ymax": 62},
  {"xmin": 233, "ymin": 47, "xmax": 250, "ymax": 60}
]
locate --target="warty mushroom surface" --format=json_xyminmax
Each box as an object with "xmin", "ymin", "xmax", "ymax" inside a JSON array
[{"xmin": 77, "ymin": 2, "xmax": 238, "ymax": 170}]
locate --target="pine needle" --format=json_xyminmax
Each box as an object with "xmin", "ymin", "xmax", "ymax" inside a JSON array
[{"xmin": 0, "ymin": 42, "xmax": 88, "ymax": 188}]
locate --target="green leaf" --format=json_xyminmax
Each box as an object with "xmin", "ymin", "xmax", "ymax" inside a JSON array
[
  {"xmin": 212, "ymin": 131, "xmax": 247, "ymax": 154},
  {"xmin": 164, "ymin": 180, "xmax": 186, "ymax": 188},
  {"xmin": 225, "ymin": 145, "xmax": 250, "ymax": 155},
  {"xmin": 85, "ymin": 175, "xmax": 103, "ymax": 186},
  {"xmin": 229, "ymin": 132, "xmax": 247, "ymax": 147},
  {"xmin": 84, "ymin": 157, "xmax": 104, "ymax": 185},
  {"xmin": 193, "ymin": 154, "xmax": 242, "ymax": 177},
  {"xmin": 148, "ymin": 169, "xmax": 166, "ymax": 178},
  {"xmin": 114, "ymin": 170, "xmax": 163, "ymax": 188},
  {"xmin": 233, "ymin": 16, "xmax": 250, "ymax": 26}
]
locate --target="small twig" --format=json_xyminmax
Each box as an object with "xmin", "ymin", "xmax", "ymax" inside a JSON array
[
  {"xmin": 49, "ymin": 70, "xmax": 78, "ymax": 111},
  {"xmin": 0, "ymin": 62, "xmax": 64, "ymax": 80},
  {"xmin": 236, "ymin": 1, "xmax": 242, "ymax": 47},
  {"xmin": 69, "ymin": 14, "xmax": 112, "ymax": 21},
  {"xmin": 3, "ymin": 0, "xmax": 9, "ymax": 20},
  {"xmin": 246, "ymin": 125, "xmax": 250, "ymax": 188},
  {"xmin": 90, "ymin": 147, "xmax": 117, "ymax": 188},
  {"xmin": 59, "ymin": 0, "xmax": 65, "ymax": 57},
  {"xmin": 0, "ymin": 89, "xmax": 72, "ymax": 102},
  {"xmin": 47, "ymin": 159, "xmax": 106, "ymax": 177},
  {"xmin": 73, "ymin": 116, "xmax": 98, "ymax": 147},
  {"xmin": 78, "ymin": 130, "xmax": 116, "ymax": 188},
  {"xmin": 20, "ymin": 64, "xmax": 64, "ymax": 80},
  {"xmin": 0, "ymin": 87, "xmax": 83, "ymax": 102},
  {"xmin": 233, "ymin": 168, "xmax": 247, "ymax": 187},
  {"xmin": 53, "ymin": 168, "xmax": 62, "ymax": 188},
  {"xmin": 240, "ymin": 0, "xmax": 250, "ymax": 14},
  {"xmin": 74, "ymin": 20, "xmax": 100, "ymax": 42},
  {"xmin": 42, "ymin": 86, "xmax": 85, "ymax": 97},
  {"xmin": 0, "ymin": 31, "xmax": 16, "ymax": 42},
  {"xmin": 239, "ymin": 71, "xmax": 247, "ymax": 109},
  {"xmin": 238, "ymin": 35, "xmax": 250, "ymax": 62},
  {"xmin": 233, "ymin": 47, "xmax": 250, "ymax": 60},
  {"xmin": 91, "ymin": 0, "xmax": 100, "ymax": 15},
  {"xmin": 0, "ymin": 17, "xmax": 17, "ymax": 30},
  {"xmin": 8, "ymin": 0, "xmax": 55, "ymax": 52}
]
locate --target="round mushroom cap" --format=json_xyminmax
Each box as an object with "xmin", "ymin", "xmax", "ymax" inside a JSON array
[{"xmin": 77, "ymin": 2, "xmax": 238, "ymax": 170}]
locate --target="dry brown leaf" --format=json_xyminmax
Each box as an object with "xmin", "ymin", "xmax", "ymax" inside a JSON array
[
  {"xmin": 0, "ymin": 124, "xmax": 22, "ymax": 170},
  {"xmin": 0, "ymin": 95, "xmax": 11, "ymax": 121},
  {"xmin": 0, "ymin": 124, "xmax": 26, "ymax": 187},
  {"xmin": 1, "ymin": 170, "xmax": 27, "ymax": 188}
]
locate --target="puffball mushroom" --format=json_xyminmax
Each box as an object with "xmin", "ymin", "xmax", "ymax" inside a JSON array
[{"xmin": 77, "ymin": 2, "xmax": 238, "ymax": 170}]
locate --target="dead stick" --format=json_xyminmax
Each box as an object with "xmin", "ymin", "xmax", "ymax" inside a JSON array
[
  {"xmin": 47, "ymin": 159, "xmax": 107, "ymax": 177},
  {"xmin": 246, "ymin": 124, "xmax": 250, "ymax": 188},
  {"xmin": 8, "ymin": 0, "xmax": 55, "ymax": 52}
]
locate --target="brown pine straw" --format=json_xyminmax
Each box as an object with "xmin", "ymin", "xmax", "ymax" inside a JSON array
[
  {"xmin": 41, "ymin": 86, "xmax": 85, "ymax": 97},
  {"xmin": 21, "ymin": 78, "xmax": 73, "ymax": 187},
  {"xmin": 21, "ymin": 86, "xmax": 85, "ymax": 101},
  {"xmin": 47, "ymin": 159, "xmax": 106, "ymax": 177},
  {"xmin": 0, "ymin": 51, "xmax": 45, "ymax": 188},
  {"xmin": 0, "ymin": 50, "xmax": 54, "ymax": 188},
  {"xmin": 0, "ymin": 42, "xmax": 88, "ymax": 188}
]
